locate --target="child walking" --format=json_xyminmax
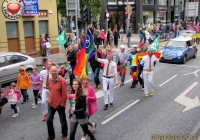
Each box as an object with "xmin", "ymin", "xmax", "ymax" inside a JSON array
[
  {"xmin": 2, "ymin": 82, "xmax": 21, "ymax": 118},
  {"xmin": 30, "ymin": 68, "xmax": 41, "ymax": 109}
]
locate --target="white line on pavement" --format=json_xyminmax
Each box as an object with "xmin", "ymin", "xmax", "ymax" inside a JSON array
[
  {"xmin": 191, "ymin": 121, "xmax": 200, "ymax": 135},
  {"xmin": 96, "ymin": 78, "xmax": 132, "ymax": 99},
  {"xmin": 158, "ymin": 75, "xmax": 177, "ymax": 87},
  {"xmin": 101, "ymin": 99, "xmax": 140, "ymax": 125}
]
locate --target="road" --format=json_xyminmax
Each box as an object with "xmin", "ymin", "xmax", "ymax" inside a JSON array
[{"xmin": 1, "ymin": 55, "xmax": 200, "ymax": 139}]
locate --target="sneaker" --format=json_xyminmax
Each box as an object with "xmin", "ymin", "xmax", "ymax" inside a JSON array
[
  {"xmin": 32, "ymin": 105, "xmax": 38, "ymax": 109},
  {"xmin": 144, "ymin": 94, "xmax": 149, "ymax": 97},
  {"xmin": 12, "ymin": 113, "xmax": 18, "ymax": 118},
  {"xmin": 21, "ymin": 102, "xmax": 26, "ymax": 104},
  {"xmin": 97, "ymin": 84, "xmax": 101, "ymax": 89},
  {"xmin": 17, "ymin": 107, "xmax": 19, "ymax": 114},
  {"xmin": 141, "ymin": 88, "xmax": 144, "ymax": 91},
  {"xmin": 150, "ymin": 92, "xmax": 154, "ymax": 96},
  {"xmin": 32, "ymin": 103, "xmax": 36, "ymax": 106},
  {"xmin": 81, "ymin": 136, "xmax": 87, "ymax": 140},
  {"xmin": 42, "ymin": 114, "xmax": 48, "ymax": 121},
  {"xmin": 37, "ymin": 101, "xmax": 41, "ymax": 104}
]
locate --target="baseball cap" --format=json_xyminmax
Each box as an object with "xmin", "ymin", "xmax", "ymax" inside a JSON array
[
  {"xmin": 120, "ymin": 45, "xmax": 125, "ymax": 49},
  {"xmin": 139, "ymin": 42, "xmax": 145, "ymax": 47},
  {"xmin": 132, "ymin": 45, "xmax": 138, "ymax": 48}
]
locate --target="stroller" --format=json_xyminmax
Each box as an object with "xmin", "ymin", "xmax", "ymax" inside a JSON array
[{"xmin": 58, "ymin": 63, "xmax": 72, "ymax": 79}]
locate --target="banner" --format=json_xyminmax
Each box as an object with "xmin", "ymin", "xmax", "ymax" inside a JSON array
[
  {"xmin": 56, "ymin": 31, "xmax": 67, "ymax": 46},
  {"xmin": 23, "ymin": 0, "xmax": 39, "ymax": 16}
]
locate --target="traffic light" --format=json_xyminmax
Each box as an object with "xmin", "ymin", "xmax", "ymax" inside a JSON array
[
  {"xmin": 81, "ymin": 8, "xmax": 88, "ymax": 22},
  {"xmin": 87, "ymin": 9, "xmax": 91, "ymax": 24},
  {"xmin": 180, "ymin": 11, "xmax": 184, "ymax": 21}
]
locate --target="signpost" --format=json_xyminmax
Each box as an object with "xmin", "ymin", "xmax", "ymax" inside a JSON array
[{"xmin": 125, "ymin": 3, "xmax": 133, "ymax": 33}]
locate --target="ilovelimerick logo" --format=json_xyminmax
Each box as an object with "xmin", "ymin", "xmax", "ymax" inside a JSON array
[{"xmin": 2, "ymin": 0, "xmax": 25, "ymax": 20}]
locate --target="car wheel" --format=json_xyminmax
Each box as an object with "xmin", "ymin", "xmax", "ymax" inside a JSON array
[
  {"xmin": 182, "ymin": 55, "xmax": 187, "ymax": 64},
  {"xmin": 193, "ymin": 51, "xmax": 197, "ymax": 58},
  {"xmin": 26, "ymin": 68, "xmax": 33, "ymax": 76}
]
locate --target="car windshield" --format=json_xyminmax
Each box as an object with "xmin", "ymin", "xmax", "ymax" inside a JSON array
[
  {"xmin": 165, "ymin": 40, "xmax": 186, "ymax": 48},
  {"xmin": 178, "ymin": 33, "xmax": 194, "ymax": 37}
]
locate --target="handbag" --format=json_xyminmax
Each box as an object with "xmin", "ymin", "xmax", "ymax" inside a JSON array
[
  {"xmin": 0, "ymin": 97, "xmax": 8, "ymax": 106},
  {"xmin": 45, "ymin": 42, "xmax": 51, "ymax": 48}
]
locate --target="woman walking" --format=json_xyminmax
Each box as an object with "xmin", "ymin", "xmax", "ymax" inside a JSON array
[
  {"xmin": 81, "ymin": 75, "xmax": 98, "ymax": 140},
  {"xmin": 45, "ymin": 33, "xmax": 51, "ymax": 56},
  {"xmin": 69, "ymin": 79, "xmax": 96, "ymax": 140},
  {"xmin": 40, "ymin": 34, "xmax": 46, "ymax": 56},
  {"xmin": 113, "ymin": 28, "xmax": 120, "ymax": 48},
  {"xmin": 30, "ymin": 68, "xmax": 41, "ymax": 109}
]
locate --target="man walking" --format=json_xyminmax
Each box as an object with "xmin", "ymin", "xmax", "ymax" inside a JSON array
[
  {"xmin": 46, "ymin": 66, "xmax": 68, "ymax": 140},
  {"xmin": 140, "ymin": 50, "xmax": 159, "ymax": 97},
  {"xmin": 95, "ymin": 50, "xmax": 118, "ymax": 110},
  {"xmin": 127, "ymin": 27, "xmax": 132, "ymax": 48},
  {"xmin": 39, "ymin": 61, "xmax": 52, "ymax": 121},
  {"xmin": 116, "ymin": 45, "xmax": 128, "ymax": 86}
]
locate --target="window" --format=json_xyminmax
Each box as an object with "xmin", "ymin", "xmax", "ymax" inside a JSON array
[
  {"xmin": 39, "ymin": 21, "xmax": 48, "ymax": 35},
  {"xmin": 6, "ymin": 22, "xmax": 18, "ymax": 39},
  {"xmin": 108, "ymin": 0, "xmax": 117, "ymax": 5},
  {"xmin": 157, "ymin": 11, "xmax": 167, "ymax": 24},
  {"xmin": 0, "ymin": 57, "xmax": 6, "ymax": 67},
  {"xmin": 18, "ymin": 55, "xmax": 28, "ymax": 61},
  {"xmin": 171, "ymin": 0, "xmax": 174, "ymax": 6},
  {"xmin": 143, "ymin": 11, "xmax": 154, "ymax": 26},
  {"xmin": 124, "ymin": 0, "xmax": 135, "ymax": 5},
  {"xmin": 143, "ymin": 0, "xmax": 154, "ymax": 5},
  {"xmin": 6, "ymin": 55, "xmax": 21, "ymax": 64},
  {"xmin": 23, "ymin": 21, "xmax": 34, "ymax": 37},
  {"xmin": 157, "ymin": 0, "xmax": 167, "ymax": 5}
]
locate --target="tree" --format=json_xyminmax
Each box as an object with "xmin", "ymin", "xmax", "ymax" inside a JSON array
[{"xmin": 57, "ymin": 0, "xmax": 102, "ymax": 22}]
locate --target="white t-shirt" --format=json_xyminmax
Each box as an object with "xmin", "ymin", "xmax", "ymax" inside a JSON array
[
  {"xmin": 40, "ymin": 69, "xmax": 50, "ymax": 88},
  {"xmin": 97, "ymin": 58, "xmax": 117, "ymax": 77}
]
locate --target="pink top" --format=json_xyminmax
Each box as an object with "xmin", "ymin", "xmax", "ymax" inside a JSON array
[
  {"xmin": 85, "ymin": 85, "xmax": 98, "ymax": 116},
  {"xmin": 186, "ymin": 25, "xmax": 190, "ymax": 30},
  {"xmin": 3, "ymin": 89, "xmax": 21, "ymax": 104},
  {"xmin": 100, "ymin": 32, "xmax": 105, "ymax": 39}
]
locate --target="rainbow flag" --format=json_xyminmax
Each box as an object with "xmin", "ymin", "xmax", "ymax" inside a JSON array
[{"xmin": 73, "ymin": 29, "xmax": 95, "ymax": 78}]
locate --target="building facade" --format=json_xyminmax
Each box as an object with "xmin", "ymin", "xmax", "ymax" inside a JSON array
[
  {"xmin": 0, "ymin": 0, "xmax": 59, "ymax": 57},
  {"xmin": 100, "ymin": 0, "xmax": 186, "ymax": 33}
]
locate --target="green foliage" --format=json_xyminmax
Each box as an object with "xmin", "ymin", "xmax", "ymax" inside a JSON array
[{"xmin": 57, "ymin": 0, "xmax": 102, "ymax": 22}]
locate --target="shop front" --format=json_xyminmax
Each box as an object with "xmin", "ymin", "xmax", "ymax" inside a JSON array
[{"xmin": 0, "ymin": 0, "xmax": 58, "ymax": 57}]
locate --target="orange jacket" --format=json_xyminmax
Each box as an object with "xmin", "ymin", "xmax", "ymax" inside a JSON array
[{"xmin": 16, "ymin": 73, "xmax": 31, "ymax": 89}]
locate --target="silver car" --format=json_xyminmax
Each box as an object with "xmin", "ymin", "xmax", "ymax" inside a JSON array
[{"xmin": 0, "ymin": 52, "xmax": 36, "ymax": 84}]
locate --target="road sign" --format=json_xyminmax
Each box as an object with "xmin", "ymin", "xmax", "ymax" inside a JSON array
[{"xmin": 70, "ymin": 20, "xmax": 75, "ymax": 28}]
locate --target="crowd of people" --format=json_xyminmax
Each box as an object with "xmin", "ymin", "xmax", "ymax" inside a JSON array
[{"xmin": 0, "ymin": 20, "xmax": 199, "ymax": 139}]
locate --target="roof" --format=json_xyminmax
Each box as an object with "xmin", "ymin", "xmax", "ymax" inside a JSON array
[
  {"xmin": 0, "ymin": 52, "xmax": 23, "ymax": 56},
  {"xmin": 170, "ymin": 37, "xmax": 192, "ymax": 42}
]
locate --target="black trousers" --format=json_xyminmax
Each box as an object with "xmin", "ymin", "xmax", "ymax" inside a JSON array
[
  {"xmin": 33, "ymin": 90, "xmax": 41, "ymax": 105},
  {"xmin": 11, "ymin": 104, "xmax": 18, "ymax": 114},
  {"xmin": 114, "ymin": 37, "xmax": 118, "ymax": 47},
  {"xmin": 137, "ymin": 69, "xmax": 144, "ymax": 88}
]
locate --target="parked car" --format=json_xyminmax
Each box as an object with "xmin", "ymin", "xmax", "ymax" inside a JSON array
[
  {"xmin": 159, "ymin": 37, "xmax": 197, "ymax": 64},
  {"xmin": 0, "ymin": 52, "xmax": 36, "ymax": 84}
]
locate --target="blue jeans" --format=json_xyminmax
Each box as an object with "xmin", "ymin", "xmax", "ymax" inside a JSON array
[
  {"xmin": 89, "ymin": 71, "xmax": 94, "ymax": 81},
  {"xmin": 46, "ymin": 105, "xmax": 68, "ymax": 139},
  {"xmin": 92, "ymin": 67, "xmax": 100, "ymax": 86},
  {"xmin": 21, "ymin": 89, "xmax": 28, "ymax": 102},
  {"xmin": 127, "ymin": 37, "xmax": 131, "ymax": 48}
]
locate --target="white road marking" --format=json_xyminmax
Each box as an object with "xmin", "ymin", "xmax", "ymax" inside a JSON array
[
  {"xmin": 101, "ymin": 99, "xmax": 140, "ymax": 125},
  {"xmin": 191, "ymin": 121, "xmax": 200, "ymax": 135},
  {"xmin": 96, "ymin": 79, "xmax": 132, "ymax": 98},
  {"xmin": 158, "ymin": 75, "xmax": 177, "ymax": 87},
  {"xmin": 183, "ymin": 69, "xmax": 200, "ymax": 77},
  {"xmin": 174, "ymin": 82, "xmax": 200, "ymax": 112}
]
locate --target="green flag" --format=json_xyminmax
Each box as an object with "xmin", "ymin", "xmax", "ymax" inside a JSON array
[
  {"xmin": 56, "ymin": 31, "xmax": 67, "ymax": 46},
  {"xmin": 151, "ymin": 37, "xmax": 159, "ymax": 49}
]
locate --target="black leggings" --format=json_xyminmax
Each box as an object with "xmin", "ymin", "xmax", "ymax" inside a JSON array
[
  {"xmin": 11, "ymin": 104, "xmax": 18, "ymax": 114},
  {"xmin": 70, "ymin": 122, "xmax": 94, "ymax": 140},
  {"xmin": 83, "ymin": 117, "xmax": 92, "ymax": 136},
  {"xmin": 33, "ymin": 90, "xmax": 41, "ymax": 105}
]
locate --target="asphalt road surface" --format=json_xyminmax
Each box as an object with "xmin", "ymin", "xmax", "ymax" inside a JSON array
[{"xmin": 1, "ymin": 57, "xmax": 200, "ymax": 140}]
